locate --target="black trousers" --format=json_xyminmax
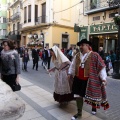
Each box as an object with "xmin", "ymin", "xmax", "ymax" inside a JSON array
[
  {"xmin": 33, "ymin": 59, "xmax": 38, "ymax": 70},
  {"xmin": 2, "ymin": 74, "xmax": 17, "ymax": 91},
  {"xmin": 47, "ymin": 57, "xmax": 51, "ymax": 69}
]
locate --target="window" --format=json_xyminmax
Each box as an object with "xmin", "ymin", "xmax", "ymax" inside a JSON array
[
  {"xmin": 3, "ymin": 18, "xmax": 6, "ymax": 23},
  {"xmin": 13, "ymin": 24, "xmax": 15, "ymax": 34},
  {"xmin": 93, "ymin": 16, "xmax": 100, "ymax": 21},
  {"xmin": 0, "ymin": 29, "xmax": 1, "ymax": 35},
  {"xmin": 3, "ymin": 29, "xmax": 6, "ymax": 36},
  {"xmin": 17, "ymin": 6, "xmax": 20, "ymax": 13},
  {"xmin": 35, "ymin": 5, "xmax": 38, "ymax": 22},
  {"xmin": 28, "ymin": 5, "xmax": 31, "ymax": 22},
  {"xmin": 90, "ymin": 0, "xmax": 97, "ymax": 9},
  {"xmin": 42, "ymin": 3, "xmax": 46, "ymax": 23},
  {"xmin": 17, "ymin": 22, "xmax": 20, "ymax": 30},
  {"xmin": 24, "ymin": 7, "xmax": 27, "ymax": 23},
  {"xmin": 109, "ymin": 12, "xmax": 118, "ymax": 18}
]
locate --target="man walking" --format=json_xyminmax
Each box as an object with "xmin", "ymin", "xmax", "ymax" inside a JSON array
[
  {"xmin": 68, "ymin": 39, "xmax": 109, "ymax": 120},
  {"xmin": 32, "ymin": 45, "xmax": 39, "ymax": 71}
]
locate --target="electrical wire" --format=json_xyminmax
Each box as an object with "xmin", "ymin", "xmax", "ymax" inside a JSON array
[{"xmin": 54, "ymin": 1, "xmax": 83, "ymax": 14}]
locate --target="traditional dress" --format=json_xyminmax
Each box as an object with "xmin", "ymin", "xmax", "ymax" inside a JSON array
[
  {"xmin": 50, "ymin": 46, "xmax": 73, "ymax": 103},
  {"xmin": 68, "ymin": 51, "xmax": 109, "ymax": 110}
]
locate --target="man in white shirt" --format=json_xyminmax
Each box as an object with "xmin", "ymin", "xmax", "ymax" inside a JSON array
[{"xmin": 68, "ymin": 39, "xmax": 109, "ymax": 120}]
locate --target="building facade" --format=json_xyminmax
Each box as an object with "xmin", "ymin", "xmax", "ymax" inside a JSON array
[
  {"xmin": 75, "ymin": 0, "xmax": 119, "ymax": 53},
  {"xmin": 7, "ymin": 0, "xmax": 22, "ymax": 47},
  {"xmin": 0, "ymin": 0, "xmax": 7, "ymax": 43},
  {"xmin": 20, "ymin": 0, "xmax": 79, "ymax": 49}
]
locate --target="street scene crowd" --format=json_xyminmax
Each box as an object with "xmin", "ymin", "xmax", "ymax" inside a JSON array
[{"xmin": 0, "ymin": 38, "xmax": 117, "ymax": 120}]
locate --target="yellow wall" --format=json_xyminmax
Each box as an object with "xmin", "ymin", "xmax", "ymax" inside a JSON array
[
  {"xmin": 45, "ymin": 27, "xmax": 53, "ymax": 47},
  {"xmin": 52, "ymin": 25, "xmax": 78, "ymax": 48}
]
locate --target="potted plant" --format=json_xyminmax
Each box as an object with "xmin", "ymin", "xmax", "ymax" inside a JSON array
[{"xmin": 113, "ymin": 15, "xmax": 120, "ymax": 25}]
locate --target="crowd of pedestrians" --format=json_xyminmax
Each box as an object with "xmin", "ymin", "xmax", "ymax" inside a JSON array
[{"xmin": 0, "ymin": 38, "xmax": 114, "ymax": 120}]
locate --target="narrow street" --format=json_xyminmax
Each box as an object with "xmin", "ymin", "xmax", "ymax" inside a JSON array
[{"xmin": 18, "ymin": 59, "xmax": 120, "ymax": 120}]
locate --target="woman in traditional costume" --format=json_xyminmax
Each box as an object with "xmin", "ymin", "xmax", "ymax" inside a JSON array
[{"xmin": 49, "ymin": 46, "xmax": 73, "ymax": 104}]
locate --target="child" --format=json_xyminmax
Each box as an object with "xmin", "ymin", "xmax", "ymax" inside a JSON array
[{"xmin": 22, "ymin": 49, "xmax": 29, "ymax": 71}]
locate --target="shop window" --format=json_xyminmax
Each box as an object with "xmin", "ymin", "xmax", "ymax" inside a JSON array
[{"xmin": 93, "ymin": 16, "xmax": 100, "ymax": 21}]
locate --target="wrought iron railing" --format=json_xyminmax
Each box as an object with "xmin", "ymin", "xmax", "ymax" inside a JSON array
[
  {"xmin": 9, "ymin": 30, "xmax": 21, "ymax": 35},
  {"xmin": 10, "ymin": 12, "xmax": 20, "ymax": 21},
  {"xmin": 84, "ymin": 0, "xmax": 118, "ymax": 14},
  {"xmin": 35, "ymin": 16, "xmax": 48, "ymax": 25},
  {"xmin": 7, "ymin": 18, "xmax": 11, "ymax": 23}
]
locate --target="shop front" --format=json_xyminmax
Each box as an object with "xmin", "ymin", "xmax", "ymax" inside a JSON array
[{"xmin": 89, "ymin": 23, "xmax": 118, "ymax": 53}]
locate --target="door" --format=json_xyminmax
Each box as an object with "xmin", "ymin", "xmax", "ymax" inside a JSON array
[
  {"xmin": 90, "ymin": 37, "xmax": 99, "ymax": 52},
  {"xmin": 42, "ymin": 3, "xmax": 46, "ymax": 23},
  {"xmin": 62, "ymin": 34, "xmax": 69, "ymax": 49}
]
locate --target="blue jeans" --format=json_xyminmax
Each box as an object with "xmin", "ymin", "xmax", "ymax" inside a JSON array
[{"xmin": 24, "ymin": 62, "xmax": 28, "ymax": 70}]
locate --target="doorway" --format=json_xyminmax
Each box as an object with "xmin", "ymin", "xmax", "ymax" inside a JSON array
[
  {"xmin": 90, "ymin": 37, "xmax": 99, "ymax": 52},
  {"xmin": 62, "ymin": 34, "xmax": 69, "ymax": 49}
]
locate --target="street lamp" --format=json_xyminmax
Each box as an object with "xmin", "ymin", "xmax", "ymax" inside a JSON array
[{"xmin": 107, "ymin": 0, "xmax": 120, "ymax": 79}]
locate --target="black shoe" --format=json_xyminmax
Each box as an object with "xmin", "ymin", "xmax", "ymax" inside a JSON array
[
  {"xmin": 92, "ymin": 108, "xmax": 97, "ymax": 115},
  {"xmin": 36, "ymin": 69, "xmax": 38, "ymax": 71},
  {"xmin": 71, "ymin": 113, "xmax": 82, "ymax": 120}
]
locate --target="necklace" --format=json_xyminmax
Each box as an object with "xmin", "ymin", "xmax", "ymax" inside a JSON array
[{"xmin": 80, "ymin": 51, "xmax": 92, "ymax": 68}]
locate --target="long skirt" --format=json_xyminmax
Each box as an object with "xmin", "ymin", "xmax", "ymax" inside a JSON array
[
  {"xmin": 53, "ymin": 92, "xmax": 73, "ymax": 103},
  {"xmin": 54, "ymin": 70, "xmax": 73, "ymax": 103}
]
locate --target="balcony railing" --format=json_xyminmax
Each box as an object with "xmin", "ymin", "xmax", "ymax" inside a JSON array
[
  {"xmin": 8, "ymin": 0, "xmax": 20, "ymax": 8},
  {"xmin": 10, "ymin": 12, "xmax": 20, "ymax": 21},
  {"xmin": 84, "ymin": 0, "xmax": 118, "ymax": 14},
  {"xmin": 7, "ymin": 18, "xmax": 11, "ymax": 23},
  {"xmin": 9, "ymin": 30, "xmax": 21, "ymax": 36},
  {"xmin": 35, "ymin": 16, "xmax": 48, "ymax": 25}
]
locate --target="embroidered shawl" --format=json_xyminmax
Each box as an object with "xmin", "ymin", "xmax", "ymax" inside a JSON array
[
  {"xmin": 85, "ymin": 52, "xmax": 109, "ymax": 110},
  {"xmin": 74, "ymin": 52, "xmax": 109, "ymax": 110}
]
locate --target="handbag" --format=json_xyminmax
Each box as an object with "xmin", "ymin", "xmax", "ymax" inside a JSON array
[
  {"xmin": 12, "ymin": 83, "xmax": 21, "ymax": 91},
  {"xmin": 12, "ymin": 59, "xmax": 21, "ymax": 92}
]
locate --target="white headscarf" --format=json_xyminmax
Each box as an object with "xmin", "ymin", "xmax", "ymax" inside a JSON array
[{"xmin": 52, "ymin": 45, "xmax": 69, "ymax": 64}]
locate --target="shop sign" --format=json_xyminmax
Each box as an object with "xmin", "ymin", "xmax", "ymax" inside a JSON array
[
  {"xmin": 90, "ymin": 23, "xmax": 118, "ymax": 33},
  {"xmin": 79, "ymin": 26, "xmax": 88, "ymax": 41}
]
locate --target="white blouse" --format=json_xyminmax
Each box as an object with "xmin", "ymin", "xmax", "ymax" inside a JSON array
[{"xmin": 68, "ymin": 53, "xmax": 107, "ymax": 81}]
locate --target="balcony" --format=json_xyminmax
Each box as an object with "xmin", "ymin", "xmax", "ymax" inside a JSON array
[
  {"xmin": 8, "ymin": 30, "xmax": 21, "ymax": 40},
  {"xmin": 8, "ymin": 0, "xmax": 20, "ymax": 8},
  {"xmin": 35, "ymin": 16, "xmax": 48, "ymax": 25},
  {"xmin": 84, "ymin": 0, "xmax": 119, "ymax": 15},
  {"xmin": 9, "ymin": 30, "xmax": 21, "ymax": 35},
  {"xmin": 6, "ymin": 18, "xmax": 11, "ymax": 24},
  {"xmin": 10, "ymin": 12, "xmax": 20, "ymax": 21}
]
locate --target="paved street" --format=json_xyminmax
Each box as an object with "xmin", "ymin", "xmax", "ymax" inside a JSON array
[{"xmin": 16, "ymin": 58, "xmax": 120, "ymax": 120}]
